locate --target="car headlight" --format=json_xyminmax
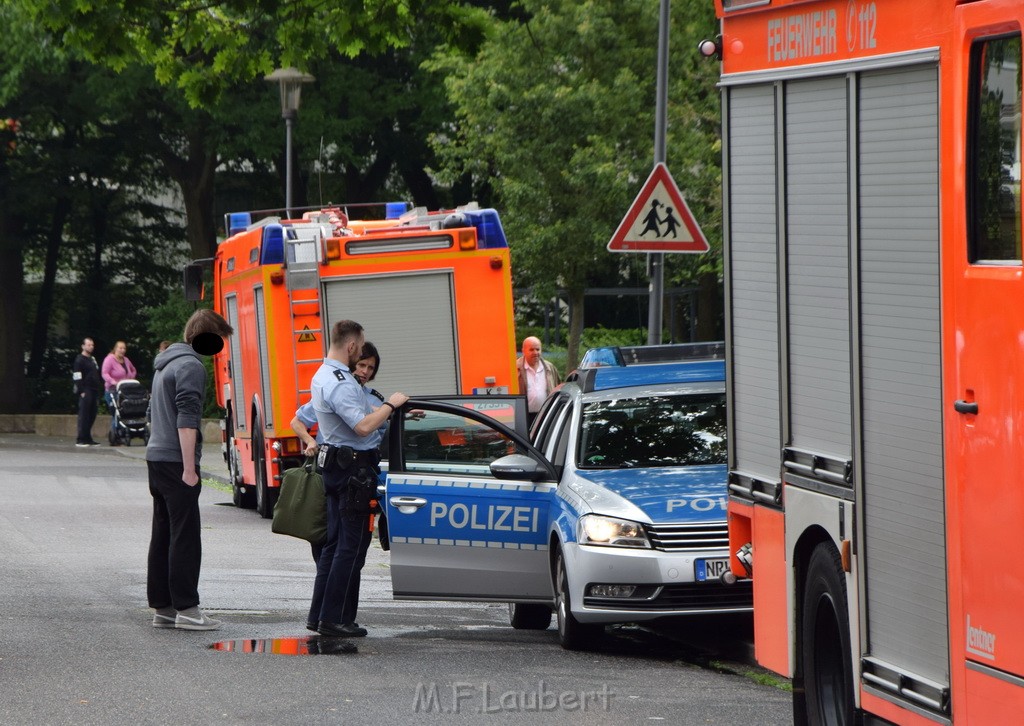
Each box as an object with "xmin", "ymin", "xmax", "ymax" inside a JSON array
[{"xmin": 578, "ymin": 514, "xmax": 651, "ymax": 548}]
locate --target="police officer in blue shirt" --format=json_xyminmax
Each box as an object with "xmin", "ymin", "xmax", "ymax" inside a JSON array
[
  {"xmin": 307, "ymin": 321, "xmax": 407, "ymax": 638},
  {"xmin": 293, "ymin": 342, "xmax": 388, "ymax": 580}
]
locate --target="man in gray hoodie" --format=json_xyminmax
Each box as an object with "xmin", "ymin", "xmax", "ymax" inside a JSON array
[{"xmin": 146, "ymin": 309, "xmax": 233, "ymax": 631}]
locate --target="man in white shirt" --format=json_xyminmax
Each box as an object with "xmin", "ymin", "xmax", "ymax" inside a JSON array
[{"xmin": 516, "ymin": 336, "xmax": 561, "ymax": 426}]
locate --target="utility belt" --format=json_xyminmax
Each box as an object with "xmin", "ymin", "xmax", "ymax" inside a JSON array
[
  {"xmin": 318, "ymin": 445, "xmax": 381, "ymax": 516},
  {"xmin": 316, "ymin": 444, "xmax": 380, "ymax": 472}
]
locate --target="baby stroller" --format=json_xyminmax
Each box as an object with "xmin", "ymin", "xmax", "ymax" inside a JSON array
[{"xmin": 108, "ymin": 379, "xmax": 151, "ymax": 446}]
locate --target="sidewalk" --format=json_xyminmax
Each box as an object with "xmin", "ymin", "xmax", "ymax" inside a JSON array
[{"xmin": 0, "ymin": 432, "xmax": 230, "ymax": 484}]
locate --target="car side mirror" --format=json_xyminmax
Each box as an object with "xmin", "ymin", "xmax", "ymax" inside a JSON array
[{"xmin": 490, "ymin": 454, "xmax": 549, "ymax": 482}]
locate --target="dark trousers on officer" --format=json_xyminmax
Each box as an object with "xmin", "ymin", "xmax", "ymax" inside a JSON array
[
  {"xmin": 147, "ymin": 460, "xmax": 203, "ymax": 611},
  {"xmin": 308, "ymin": 466, "xmax": 373, "ymax": 626},
  {"xmin": 77, "ymin": 389, "xmax": 99, "ymax": 444}
]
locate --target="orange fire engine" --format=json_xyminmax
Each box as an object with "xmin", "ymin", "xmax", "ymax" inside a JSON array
[
  {"xmin": 713, "ymin": 0, "xmax": 1023, "ymax": 723},
  {"xmin": 190, "ymin": 202, "xmax": 518, "ymax": 518}
]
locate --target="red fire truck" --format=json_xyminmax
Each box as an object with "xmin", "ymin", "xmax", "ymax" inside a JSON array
[
  {"xmin": 713, "ymin": 0, "xmax": 1022, "ymax": 722},
  {"xmin": 186, "ymin": 203, "xmax": 518, "ymax": 518}
]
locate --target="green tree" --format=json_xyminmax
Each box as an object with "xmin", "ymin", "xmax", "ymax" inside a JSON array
[
  {"xmin": 18, "ymin": 0, "xmax": 490, "ymax": 107},
  {"xmin": 431, "ymin": 0, "xmax": 722, "ymax": 367}
]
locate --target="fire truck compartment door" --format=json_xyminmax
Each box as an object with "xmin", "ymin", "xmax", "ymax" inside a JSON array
[
  {"xmin": 384, "ymin": 396, "xmax": 556, "ymax": 601},
  {"xmin": 321, "ymin": 272, "xmax": 459, "ymax": 396}
]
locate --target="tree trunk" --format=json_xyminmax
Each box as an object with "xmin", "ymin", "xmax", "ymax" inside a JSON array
[
  {"xmin": 27, "ymin": 195, "xmax": 72, "ymax": 378},
  {"xmin": 181, "ymin": 161, "xmax": 218, "ymax": 260},
  {"xmin": 397, "ymin": 158, "xmax": 440, "ymax": 210},
  {"xmin": 159, "ymin": 127, "xmax": 219, "ymax": 261},
  {"xmin": 0, "ymin": 209, "xmax": 27, "ymax": 413},
  {"xmin": 695, "ymin": 270, "xmax": 723, "ymax": 341}
]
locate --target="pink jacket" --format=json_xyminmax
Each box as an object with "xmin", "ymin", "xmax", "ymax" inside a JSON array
[{"xmin": 101, "ymin": 354, "xmax": 137, "ymax": 391}]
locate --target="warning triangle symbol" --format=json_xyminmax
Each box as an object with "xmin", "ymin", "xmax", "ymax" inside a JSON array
[
  {"xmin": 297, "ymin": 326, "xmax": 317, "ymax": 343},
  {"xmin": 607, "ymin": 163, "xmax": 710, "ymax": 253}
]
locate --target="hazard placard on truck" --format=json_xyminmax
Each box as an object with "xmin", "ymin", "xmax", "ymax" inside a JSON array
[{"xmin": 185, "ymin": 203, "xmax": 518, "ymax": 518}]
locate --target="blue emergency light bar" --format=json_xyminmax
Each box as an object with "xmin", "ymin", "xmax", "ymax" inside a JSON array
[
  {"xmin": 580, "ymin": 342, "xmax": 724, "ymax": 369},
  {"xmin": 462, "ymin": 209, "xmax": 508, "ymax": 249},
  {"xmin": 224, "ymin": 202, "xmax": 509, "ymax": 263},
  {"xmin": 584, "ymin": 360, "xmax": 725, "ymax": 392},
  {"xmin": 572, "ymin": 342, "xmax": 725, "ymax": 392}
]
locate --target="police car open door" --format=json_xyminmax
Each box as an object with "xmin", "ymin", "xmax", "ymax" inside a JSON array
[{"xmin": 384, "ymin": 396, "xmax": 556, "ymax": 602}]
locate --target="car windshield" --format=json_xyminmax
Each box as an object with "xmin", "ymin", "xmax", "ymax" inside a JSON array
[{"xmin": 577, "ymin": 393, "xmax": 726, "ymax": 469}]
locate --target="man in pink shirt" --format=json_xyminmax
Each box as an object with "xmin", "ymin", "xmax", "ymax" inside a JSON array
[{"xmin": 516, "ymin": 336, "xmax": 560, "ymax": 427}]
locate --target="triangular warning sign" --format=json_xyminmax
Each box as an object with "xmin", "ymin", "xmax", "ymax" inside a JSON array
[
  {"xmin": 607, "ymin": 163, "xmax": 710, "ymax": 253},
  {"xmin": 297, "ymin": 326, "xmax": 317, "ymax": 343}
]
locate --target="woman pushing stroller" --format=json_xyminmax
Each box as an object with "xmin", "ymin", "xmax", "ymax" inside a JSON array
[{"xmin": 102, "ymin": 340, "xmax": 137, "ymax": 445}]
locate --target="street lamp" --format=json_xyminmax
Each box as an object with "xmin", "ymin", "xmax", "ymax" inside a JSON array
[{"xmin": 264, "ymin": 67, "xmax": 315, "ymax": 219}]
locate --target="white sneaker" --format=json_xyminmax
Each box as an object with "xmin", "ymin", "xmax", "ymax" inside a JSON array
[{"xmin": 175, "ymin": 609, "xmax": 222, "ymax": 631}]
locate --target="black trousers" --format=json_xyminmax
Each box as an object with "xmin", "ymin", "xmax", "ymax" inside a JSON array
[
  {"xmin": 308, "ymin": 466, "xmax": 373, "ymax": 626},
  {"xmin": 147, "ymin": 460, "xmax": 203, "ymax": 611},
  {"xmin": 76, "ymin": 389, "xmax": 99, "ymax": 444}
]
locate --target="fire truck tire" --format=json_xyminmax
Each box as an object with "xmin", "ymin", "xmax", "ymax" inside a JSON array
[
  {"xmin": 254, "ymin": 431, "xmax": 274, "ymax": 519},
  {"xmin": 230, "ymin": 443, "xmax": 255, "ymax": 509},
  {"xmin": 225, "ymin": 414, "xmax": 254, "ymax": 509},
  {"xmin": 508, "ymin": 603, "xmax": 552, "ymax": 630},
  {"xmin": 555, "ymin": 548, "xmax": 601, "ymax": 650},
  {"xmin": 800, "ymin": 543, "xmax": 855, "ymax": 726}
]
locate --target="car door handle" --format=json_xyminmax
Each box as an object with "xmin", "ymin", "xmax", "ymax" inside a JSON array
[
  {"xmin": 954, "ymin": 400, "xmax": 978, "ymax": 415},
  {"xmin": 389, "ymin": 496, "xmax": 428, "ymax": 514}
]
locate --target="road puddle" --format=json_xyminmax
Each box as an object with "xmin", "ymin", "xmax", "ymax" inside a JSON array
[{"xmin": 210, "ymin": 636, "xmax": 357, "ymax": 655}]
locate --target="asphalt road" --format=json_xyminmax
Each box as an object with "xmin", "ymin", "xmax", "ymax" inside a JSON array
[{"xmin": 0, "ymin": 434, "xmax": 792, "ymax": 725}]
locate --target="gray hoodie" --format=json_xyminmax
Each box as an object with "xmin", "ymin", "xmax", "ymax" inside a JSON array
[{"xmin": 145, "ymin": 343, "xmax": 207, "ymax": 466}]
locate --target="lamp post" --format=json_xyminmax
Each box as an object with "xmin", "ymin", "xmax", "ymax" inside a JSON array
[{"xmin": 265, "ymin": 68, "xmax": 315, "ymax": 219}]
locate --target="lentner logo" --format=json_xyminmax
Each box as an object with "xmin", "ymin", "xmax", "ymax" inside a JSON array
[{"xmin": 966, "ymin": 615, "xmax": 996, "ymax": 660}]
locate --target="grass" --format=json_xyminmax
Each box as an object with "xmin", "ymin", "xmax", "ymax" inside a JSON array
[
  {"xmin": 708, "ymin": 659, "xmax": 793, "ymax": 692},
  {"xmin": 203, "ymin": 477, "xmax": 232, "ymax": 494}
]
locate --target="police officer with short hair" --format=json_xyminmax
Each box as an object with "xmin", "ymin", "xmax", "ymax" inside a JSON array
[{"xmin": 307, "ymin": 321, "xmax": 407, "ymax": 637}]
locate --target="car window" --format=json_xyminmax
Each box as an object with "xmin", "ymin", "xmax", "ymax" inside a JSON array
[
  {"xmin": 548, "ymin": 403, "xmax": 572, "ymax": 470},
  {"xmin": 402, "ymin": 407, "xmax": 526, "ymax": 476},
  {"xmin": 530, "ymin": 394, "xmax": 574, "ymax": 471},
  {"xmin": 533, "ymin": 395, "xmax": 569, "ymax": 452},
  {"xmin": 577, "ymin": 393, "xmax": 726, "ymax": 469}
]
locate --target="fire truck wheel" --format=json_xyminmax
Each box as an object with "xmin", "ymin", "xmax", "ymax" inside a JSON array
[
  {"xmin": 254, "ymin": 432, "xmax": 274, "ymax": 519},
  {"xmin": 508, "ymin": 603, "xmax": 552, "ymax": 630},
  {"xmin": 555, "ymin": 548, "xmax": 601, "ymax": 650},
  {"xmin": 800, "ymin": 543, "xmax": 855, "ymax": 726}
]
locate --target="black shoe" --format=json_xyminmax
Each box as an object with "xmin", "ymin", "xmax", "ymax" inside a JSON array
[
  {"xmin": 305, "ymin": 621, "xmax": 319, "ymax": 633},
  {"xmin": 317, "ymin": 621, "xmax": 367, "ymax": 637}
]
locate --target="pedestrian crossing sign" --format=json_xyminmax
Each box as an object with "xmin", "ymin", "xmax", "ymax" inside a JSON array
[{"xmin": 607, "ymin": 162, "xmax": 710, "ymax": 253}]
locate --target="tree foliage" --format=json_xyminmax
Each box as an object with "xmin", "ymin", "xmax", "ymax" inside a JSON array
[
  {"xmin": 430, "ymin": 0, "xmax": 722, "ymax": 367},
  {"xmin": 18, "ymin": 0, "xmax": 492, "ymax": 107}
]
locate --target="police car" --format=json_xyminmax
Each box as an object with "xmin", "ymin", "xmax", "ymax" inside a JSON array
[{"xmin": 383, "ymin": 342, "xmax": 751, "ymax": 649}]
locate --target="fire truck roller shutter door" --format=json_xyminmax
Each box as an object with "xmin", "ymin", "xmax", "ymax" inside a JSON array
[{"xmin": 321, "ymin": 272, "xmax": 459, "ymax": 395}]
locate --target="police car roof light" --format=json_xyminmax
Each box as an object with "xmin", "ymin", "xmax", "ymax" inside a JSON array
[
  {"xmin": 579, "ymin": 342, "xmax": 724, "ymax": 369},
  {"xmin": 586, "ymin": 360, "xmax": 725, "ymax": 392}
]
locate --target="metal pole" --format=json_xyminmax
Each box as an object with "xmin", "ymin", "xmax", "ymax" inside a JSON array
[
  {"xmin": 647, "ymin": 0, "xmax": 670, "ymax": 345},
  {"xmin": 285, "ymin": 113, "xmax": 295, "ymax": 219}
]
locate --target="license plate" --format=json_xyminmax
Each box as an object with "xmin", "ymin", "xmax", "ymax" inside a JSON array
[{"xmin": 695, "ymin": 558, "xmax": 730, "ymax": 582}]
